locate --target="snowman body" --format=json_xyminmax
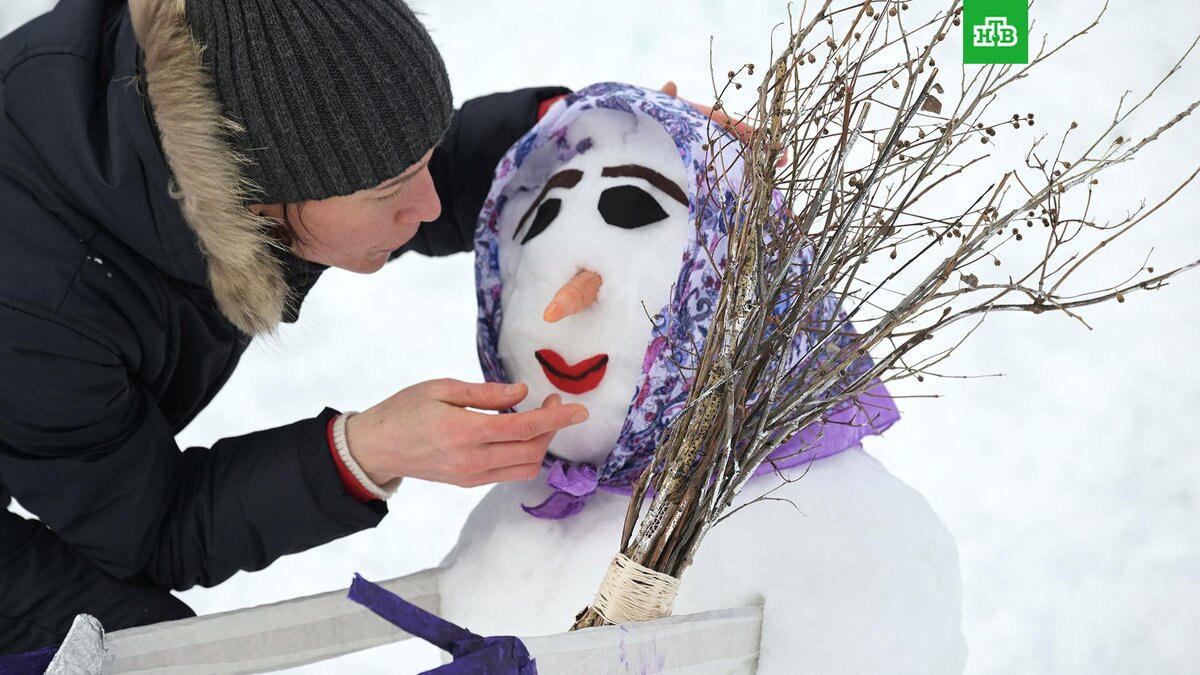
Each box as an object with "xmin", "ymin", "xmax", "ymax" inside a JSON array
[
  {"xmin": 445, "ymin": 86, "xmax": 967, "ymax": 673},
  {"xmin": 438, "ymin": 450, "xmax": 967, "ymax": 674}
]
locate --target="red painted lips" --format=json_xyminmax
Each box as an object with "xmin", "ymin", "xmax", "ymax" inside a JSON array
[{"xmin": 535, "ymin": 349, "xmax": 609, "ymax": 394}]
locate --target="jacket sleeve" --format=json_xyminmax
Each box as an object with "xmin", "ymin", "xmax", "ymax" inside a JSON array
[
  {"xmin": 0, "ymin": 304, "xmax": 386, "ymax": 591},
  {"xmin": 392, "ymin": 85, "xmax": 571, "ymax": 259}
]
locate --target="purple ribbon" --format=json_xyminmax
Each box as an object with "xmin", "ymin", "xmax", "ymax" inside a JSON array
[
  {"xmin": 750, "ymin": 382, "xmax": 901, "ymax": 476},
  {"xmin": 521, "ymin": 460, "xmax": 599, "ymax": 519},
  {"xmin": 522, "ymin": 384, "xmax": 901, "ymax": 512},
  {"xmin": 0, "ymin": 645, "xmax": 57, "ymax": 674},
  {"xmin": 347, "ymin": 574, "xmax": 537, "ymax": 675}
]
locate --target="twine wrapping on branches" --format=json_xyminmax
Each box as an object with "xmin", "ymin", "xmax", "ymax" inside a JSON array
[{"xmin": 590, "ymin": 554, "xmax": 681, "ymax": 625}]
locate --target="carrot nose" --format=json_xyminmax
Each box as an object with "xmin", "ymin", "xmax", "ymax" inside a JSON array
[{"xmin": 544, "ymin": 269, "xmax": 603, "ymax": 323}]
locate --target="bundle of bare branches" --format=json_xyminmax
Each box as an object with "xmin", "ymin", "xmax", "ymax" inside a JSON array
[{"xmin": 572, "ymin": 0, "xmax": 1199, "ymax": 630}]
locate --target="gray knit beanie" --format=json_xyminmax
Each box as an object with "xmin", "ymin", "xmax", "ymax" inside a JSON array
[{"xmin": 183, "ymin": 0, "xmax": 454, "ymax": 204}]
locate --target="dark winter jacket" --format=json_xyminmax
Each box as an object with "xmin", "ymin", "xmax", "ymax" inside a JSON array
[{"xmin": 0, "ymin": 0, "xmax": 566, "ymax": 593}]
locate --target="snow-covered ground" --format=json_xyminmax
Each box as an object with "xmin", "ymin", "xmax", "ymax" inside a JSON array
[{"xmin": 4, "ymin": 1, "xmax": 1198, "ymax": 673}]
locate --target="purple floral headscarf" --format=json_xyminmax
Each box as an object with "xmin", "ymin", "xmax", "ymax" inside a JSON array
[{"xmin": 475, "ymin": 83, "xmax": 899, "ymax": 518}]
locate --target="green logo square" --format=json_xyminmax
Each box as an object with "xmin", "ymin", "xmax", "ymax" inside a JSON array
[{"xmin": 963, "ymin": 0, "xmax": 1029, "ymax": 64}]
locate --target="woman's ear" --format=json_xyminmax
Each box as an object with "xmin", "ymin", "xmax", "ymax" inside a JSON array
[{"xmin": 247, "ymin": 203, "xmax": 284, "ymax": 219}]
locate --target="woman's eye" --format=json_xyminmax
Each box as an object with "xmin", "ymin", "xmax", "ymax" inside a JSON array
[
  {"xmin": 520, "ymin": 198, "xmax": 562, "ymax": 245},
  {"xmin": 376, "ymin": 186, "xmax": 404, "ymax": 201},
  {"xmin": 597, "ymin": 185, "xmax": 669, "ymax": 229}
]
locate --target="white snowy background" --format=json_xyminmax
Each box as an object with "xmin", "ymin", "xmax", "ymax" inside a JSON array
[{"xmin": 4, "ymin": 1, "xmax": 1198, "ymax": 673}]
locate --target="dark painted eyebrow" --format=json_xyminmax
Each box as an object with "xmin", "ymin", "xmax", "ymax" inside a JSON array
[
  {"xmin": 373, "ymin": 156, "xmax": 433, "ymax": 193},
  {"xmin": 601, "ymin": 165, "xmax": 688, "ymax": 207},
  {"xmin": 512, "ymin": 169, "xmax": 584, "ymax": 240}
]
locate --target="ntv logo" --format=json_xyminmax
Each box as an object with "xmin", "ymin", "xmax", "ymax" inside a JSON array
[
  {"xmin": 973, "ymin": 17, "xmax": 1019, "ymax": 48},
  {"xmin": 963, "ymin": 2, "xmax": 1027, "ymax": 63}
]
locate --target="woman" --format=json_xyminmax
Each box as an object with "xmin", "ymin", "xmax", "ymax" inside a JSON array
[{"xmin": 0, "ymin": 0, "xmax": 598, "ymax": 653}]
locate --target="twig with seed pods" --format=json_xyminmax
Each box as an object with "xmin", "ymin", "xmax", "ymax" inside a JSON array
[{"xmin": 572, "ymin": 0, "xmax": 1199, "ymax": 630}]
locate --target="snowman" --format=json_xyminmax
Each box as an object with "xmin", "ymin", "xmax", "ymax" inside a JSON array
[{"xmin": 437, "ymin": 84, "xmax": 967, "ymax": 674}]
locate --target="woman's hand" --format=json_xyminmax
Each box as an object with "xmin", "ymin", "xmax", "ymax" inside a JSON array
[
  {"xmin": 659, "ymin": 81, "xmax": 788, "ymax": 168},
  {"xmin": 344, "ymin": 379, "xmax": 588, "ymax": 488},
  {"xmin": 659, "ymin": 80, "xmax": 755, "ymax": 143}
]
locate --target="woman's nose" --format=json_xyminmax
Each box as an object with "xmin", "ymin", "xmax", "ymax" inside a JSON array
[
  {"xmin": 412, "ymin": 165, "xmax": 442, "ymax": 223},
  {"xmin": 544, "ymin": 269, "xmax": 603, "ymax": 322}
]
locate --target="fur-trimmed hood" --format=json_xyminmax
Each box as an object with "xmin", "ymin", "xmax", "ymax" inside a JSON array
[{"xmin": 129, "ymin": 0, "xmax": 288, "ymax": 335}]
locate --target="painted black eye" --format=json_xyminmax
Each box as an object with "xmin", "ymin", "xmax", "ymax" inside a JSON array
[
  {"xmin": 520, "ymin": 198, "xmax": 561, "ymax": 245},
  {"xmin": 598, "ymin": 185, "xmax": 669, "ymax": 229}
]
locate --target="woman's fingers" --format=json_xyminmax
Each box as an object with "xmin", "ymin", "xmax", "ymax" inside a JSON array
[
  {"xmin": 658, "ymin": 81, "xmax": 789, "ymax": 168},
  {"xmin": 475, "ymin": 399, "xmax": 588, "ymax": 444},
  {"xmin": 431, "ymin": 378, "xmax": 528, "ymax": 410},
  {"xmin": 449, "ymin": 392, "xmax": 563, "ymax": 483},
  {"xmin": 459, "ymin": 462, "xmax": 545, "ymax": 488},
  {"xmin": 461, "ymin": 399, "xmax": 562, "ymax": 483},
  {"xmin": 354, "ymin": 379, "xmax": 578, "ymax": 487},
  {"xmin": 476, "ymin": 433, "xmax": 554, "ymax": 472},
  {"xmin": 660, "ymin": 80, "xmax": 750, "ymax": 140},
  {"xmin": 542, "ymin": 392, "xmax": 563, "ymax": 408},
  {"xmin": 444, "ymin": 396, "xmax": 564, "ymax": 480}
]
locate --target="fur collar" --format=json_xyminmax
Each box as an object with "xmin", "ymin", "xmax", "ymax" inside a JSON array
[{"xmin": 129, "ymin": 0, "xmax": 288, "ymax": 335}]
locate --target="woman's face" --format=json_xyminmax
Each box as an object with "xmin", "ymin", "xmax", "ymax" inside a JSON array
[{"xmin": 250, "ymin": 148, "xmax": 441, "ymax": 273}]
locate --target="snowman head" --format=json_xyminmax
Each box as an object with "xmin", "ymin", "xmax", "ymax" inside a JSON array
[
  {"xmin": 474, "ymin": 84, "xmax": 899, "ymax": 518},
  {"xmin": 493, "ymin": 107, "xmax": 691, "ymax": 467}
]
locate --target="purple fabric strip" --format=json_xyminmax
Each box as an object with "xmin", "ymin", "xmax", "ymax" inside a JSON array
[
  {"xmin": 347, "ymin": 574, "xmax": 537, "ymax": 675},
  {"xmin": 0, "ymin": 645, "xmax": 57, "ymax": 674},
  {"xmin": 522, "ymin": 461, "xmax": 599, "ymax": 518},
  {"xmin": 546, "ymin": 461, "xmax": 599, "ymax": 497},
  {"xmin": 750, "ymin": 382, "xmax": 900, "ymax": 477},
  {"xmin": 521, "ymin": 490, "xmax": 589, "ymax": 520},
  {"xmin": 526, "ymin": 382, "xmax": 900, "ymax": 508}
]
